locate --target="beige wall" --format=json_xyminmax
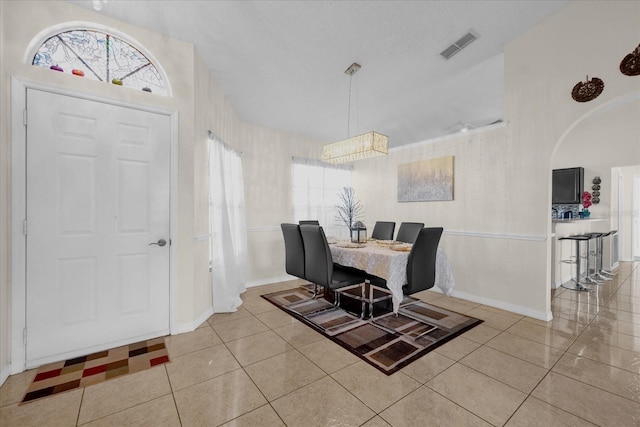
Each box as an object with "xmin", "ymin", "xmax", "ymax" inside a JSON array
[
  {"xmin": 354, "ymin": 0, "xmax": 640, "ymax": 319},
  {"xmin": 0, "ymin": 0, "xmax": 8, "ymax": 384},
  {"xmin": 354, "ymin": 125, "xmax": 551, "ymax": 317},
  {"xmin": 2, "ymin": 0, "xmax": 639, "ymax": 382},
  {"xmin": 553, "ymin": 99, "xmax": 640, "ymax": 219},
  {"xmin": 193, "ymin": 53, "xmax": 322, "ymax": 319},
  {"xmin": 0, "ymin": 0, "xmax": 198, "ymax": 378},
  {"xmin": 505, "ymin": 0, "xmax": 639, "ymax": 306},
  {"xmin": 615, "ymin": 165, "xmax": 640, "ymax": 261},
  {"xmin": 0, "ymin": 1, "xmax": 321, "ymax": 380}
]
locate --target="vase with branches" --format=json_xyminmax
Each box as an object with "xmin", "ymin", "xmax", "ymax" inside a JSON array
[{"xmin": 335, "ymin": 186, "xmax": 364, "ymax": 231}]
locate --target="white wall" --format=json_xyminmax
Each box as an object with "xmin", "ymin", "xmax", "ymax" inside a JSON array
[
  {"xmin": 0, "ymin": 0, "xmax": 9, "ymax": 387},
  {"xmin": 0, "ymin": 0, "xmax": 199, "ymax": 381},
  {"xmin": 0, "ymin": 1, "xmax": 322, "ymax": 380},
  {"xmin": 194, "ymin": 53, "xmax": 323, "ymax": 297},
  {"xmin": 2, "ymin": 0, "xmax": 639, "ymax": 384},
  {"xmin": 552, "ymin": 99, "xmax": 640, "ymax": 219},
  {"xmin": 504, "ymin": 0, "xmax": 639, "ymax": 311},
  {"xmin": 355, "ymin": 0, "xmax": 640, "ymax": 321},
  {"xmin": 354, "ymin": 125, "xmax": 549, "ymax": 319},
  {"xmin": 616, "ymin": 165, "xmax": 640, "ymax": 261}
]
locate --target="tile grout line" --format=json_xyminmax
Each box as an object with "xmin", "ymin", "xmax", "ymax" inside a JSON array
[
  {"xmin": 163, "ymin": 363, "xmax": 184, "ymax": 427},
  {"xmin": 507, "ymin": 265, "xmax": 639, "ymax": 424}
]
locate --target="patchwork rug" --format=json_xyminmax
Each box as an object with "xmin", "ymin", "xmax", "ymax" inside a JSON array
[
  {"xmin": 21, "ymin": 337, "xmax": 170, "ymax": 404},
  {"xmin": 261, "ymin": 286, "xmax": 482, "ymax": 375}
]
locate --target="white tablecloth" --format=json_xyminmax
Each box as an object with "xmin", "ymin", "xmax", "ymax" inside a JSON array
[{"xmin": 329, "ymin": 242, "xmax": 455, "ymax": 312}]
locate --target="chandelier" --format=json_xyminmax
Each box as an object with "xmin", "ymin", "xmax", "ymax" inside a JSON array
[{"xmin": 322, "ymin": 63, "xmax": 388, "ymax": 164}]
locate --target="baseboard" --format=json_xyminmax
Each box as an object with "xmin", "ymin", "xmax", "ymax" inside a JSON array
[
  {"xmin": 171, "ymin": 306, "xmax": 214, "ymax": 335},
  {"xmin": 1, "ymin": 363, "xmax": 11, "ymax": 388},
  {"xmin": 246, "ymin": 275, "xmax": 296, "ymax": 288},
  {"xmin": 433, "ymin": 288, "xmax": 552, "ymax": 321},
  {"xmin": 553, "ymin": 274, "xmax": 573, "ymax": 289}
]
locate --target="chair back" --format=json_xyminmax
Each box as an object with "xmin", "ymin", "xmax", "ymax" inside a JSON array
[
  {"xmin": 371, "ymin": 221, "xmax": 395, "ymax": 240},
  {"xmin": 299, "ymin": 220, "xmax": 320, "ymax": 225},
  {"xmin": 281, "ymin": 223, "xmax": 305, "ymax": 279},
  {"xmin": 404, "ymin": 227, "xmax": 443, "ymax": 294},
  {"xmin": 396, "ymin": 222, "xmax": 424, "ymax": 243},
  {"xmin": 300, "ymin": 224, "xmax": 333, "ymax": 287}
]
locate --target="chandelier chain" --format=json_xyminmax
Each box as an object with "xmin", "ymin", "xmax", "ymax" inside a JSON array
[{"xmin": 347, "ymin": 73, "xmax": 353, "ymax": 138}]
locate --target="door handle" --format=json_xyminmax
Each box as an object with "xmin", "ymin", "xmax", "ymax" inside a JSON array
[{"xmin": 149, "ymin": 239, "xmax": 167, "ymax": 247}]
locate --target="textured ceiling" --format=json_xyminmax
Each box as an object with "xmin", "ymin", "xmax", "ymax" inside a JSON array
[{"xmin": 68, "ymin": 0, "xmax": 569, "ymax": 147}]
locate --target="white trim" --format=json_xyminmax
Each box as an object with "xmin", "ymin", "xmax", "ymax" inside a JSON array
[
  {"xmin": 246, "ymin": 275, "xmax": 297, "ymax": 288},
  {"xmin": 10, "ymin": 78, "xmax": 27, "ymax": 374},
  {"xmin": 432, "ymin": 287, "xmax": 552, "ymax": 321},
  {"xmin": 10, "ymin": 76, "xmax": 179, "ymax": 373},
  {"xmin": 0, "ymin": 364, "xmax": 11, "ymax": 388},
  {"xmin": 171, "ymin": 306, "xmax": 214, "ymax": 336},
  {"xmin": 23, "ymin": 21, "xmax": 172, "ymax": 97},
  {"xmin": 443, "ymin": 229, "xmax": 546, "ymax": 242},
  {"xmin": 389, "ymin": 121, "xmax": 508, "ymax": 152},
  {"xmin": 169, "ymin": 110, "xmax": 179, "ymax": 338},
  {"xmin": 553, "ymin": 274, "xmax": 572, "ymax": 289},
  {"xmin": 245, "ymin": 226, "xmax": 546, "ymax": 242},
  {"xmin": 26, "ymin": 329, "xmax": 169, "ymax": 369},
  {"xmin": 248, "ymin": 226, "xmax": 281, "ymax": 233}
]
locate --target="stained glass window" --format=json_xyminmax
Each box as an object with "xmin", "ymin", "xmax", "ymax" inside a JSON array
[{"xmin": 33, "ymin": 29, "xmax": 167, "ymax": 96}]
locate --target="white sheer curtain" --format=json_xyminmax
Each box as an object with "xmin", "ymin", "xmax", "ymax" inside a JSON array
[
  {"xmin": 209, "ymin": 132, "xmax": 248, "ymax": 313},
  {"xmin": 292, "ymin": 157, "xmax": 353, "ymax": 238}
]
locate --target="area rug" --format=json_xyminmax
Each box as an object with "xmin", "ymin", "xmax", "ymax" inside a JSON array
[
  {"xmin": 20, "ymin": 336, "xmax": 170, "ymax": 404},
  {"xmin": 261, "ymin": 286, "xmax": 482, "ymax": 375}
]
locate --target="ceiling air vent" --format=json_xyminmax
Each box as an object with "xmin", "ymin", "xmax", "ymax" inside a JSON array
[{"xmin": 440, "ymin": 30, "xmax": 479, "ymax": 60}]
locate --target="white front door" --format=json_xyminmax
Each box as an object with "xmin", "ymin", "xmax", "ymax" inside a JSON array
[{"xmin": 25, "ymin": 89, "xmax": 171, "ymax": 367}]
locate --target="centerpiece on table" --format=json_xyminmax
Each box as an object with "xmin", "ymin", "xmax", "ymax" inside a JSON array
[
  {"xmin": 582, "ymin": 191, "xmax": 592, "ymax": 217},
  {"xmin": 335, "ymin": 187, "xmax": 367, "ymax": 243}
]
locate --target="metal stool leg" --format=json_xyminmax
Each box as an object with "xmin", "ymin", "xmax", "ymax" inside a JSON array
[
  {"xmin": 583, "ymin": 237, "xmax": 603, "ymax": 285},
  {"xmin": 560, "ymin": 236, "xmax": 594, "ymax": 292},
  {"xmin": 592, "ymin": 235, "xmax": 611, "ymax": 281},
  {"xmin": 601, "ymin": 230, "xmax": 617, "ymax": 277}
]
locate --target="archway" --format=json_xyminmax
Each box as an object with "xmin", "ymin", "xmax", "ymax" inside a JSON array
[{"xmin": 549, "ymin": 92, "xmax": 640, "ymax": 295}]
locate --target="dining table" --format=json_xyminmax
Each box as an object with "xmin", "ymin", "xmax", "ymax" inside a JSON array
[{"xmin": 329, "ymin": 239, "xmax": 455, "ymax": 313}]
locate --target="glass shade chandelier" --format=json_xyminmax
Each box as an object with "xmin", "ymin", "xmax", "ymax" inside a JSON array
[{"xmin": 322, "ymin": 63, "xmax": 388, "ymax": 164}]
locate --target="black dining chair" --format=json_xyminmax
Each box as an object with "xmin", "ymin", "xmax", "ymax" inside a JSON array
[
  {"xmin": 403, "ymin": 227, "xmax": 443, "ymax": 295},
  {"xmin": 299, "ymin": 220, "xmax": 320, "ymax": 225},
  {"xmin": 371, "ymin": 221, "xmax": 395, "ymax": 240},
  {"xmin": 281, "ymin": 223, "xmax": 318, "ymax": 295},
  {"xmin": 299, "ymin": 224, "xmax": 367, "ymax": 316},
  {"xmin": 281, "ymin": 224, "xmax": 305, "ymax": 271},
  {"xmin": 396, "ymin": 222, "xmax": 425, "ymax": 243}
]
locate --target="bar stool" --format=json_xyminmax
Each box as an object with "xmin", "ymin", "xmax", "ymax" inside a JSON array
[
  {"xmin": 600, "ymin": 230, "xmax": 618, "ymax": 277},
  {"xmin": 580, "ymin": 234, "xmax": 604, "ymax": 285},
  {"xmin": 584, "ymin": 232, "xmax": 612, "ymax": 282},
  {"xmin": 559, "ymin": 235, "xmax": 594, "ymax": 292}
]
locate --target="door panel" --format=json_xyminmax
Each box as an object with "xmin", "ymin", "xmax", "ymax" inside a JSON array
[{"xmin": 26, "ymin": 89, "xmax": 170, "ymax": 366}]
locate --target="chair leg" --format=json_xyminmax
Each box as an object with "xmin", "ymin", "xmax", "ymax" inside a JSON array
[
  {"xmin": 368, "ymin": 284, "xmax": 393, "ymax": 320},
  {"xmin": 360, "ymin": 283, "xmax": 366, "ymax": 319}
]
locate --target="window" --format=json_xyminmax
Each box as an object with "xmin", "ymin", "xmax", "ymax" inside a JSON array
[
  {"xmin": 32, "ymin": 29, "xmax": 167, "ymax": 96},
  {"xmin": 292, "ymin": 157, "xmax": 353, "ymax": 238}
]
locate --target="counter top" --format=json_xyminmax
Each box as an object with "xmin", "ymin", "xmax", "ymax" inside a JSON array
[{"xmin": 552, "ymin": 218, "xmax": 606, "ymax": 224}]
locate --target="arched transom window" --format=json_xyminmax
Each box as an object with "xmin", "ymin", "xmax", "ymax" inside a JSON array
[{"xmin": 32, "ymin": 29, "xmax": 167, "ymax": 96}]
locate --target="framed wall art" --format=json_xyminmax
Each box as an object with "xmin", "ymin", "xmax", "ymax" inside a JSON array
[{"xmin": 397, "ymin": 156, "xmax": 454, "ymax": 202}]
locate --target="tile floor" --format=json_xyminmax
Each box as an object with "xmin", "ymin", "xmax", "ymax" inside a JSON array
[{"xmin": 1, "ymin": 262, "xmax": 638, "ymax": 426}]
